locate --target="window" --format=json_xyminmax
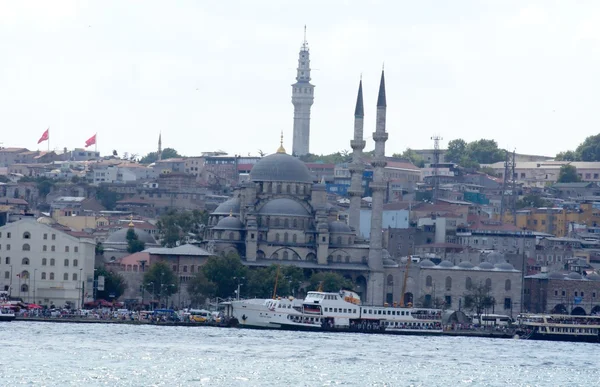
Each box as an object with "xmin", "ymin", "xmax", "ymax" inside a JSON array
[
  {"xmin": 228, "ymin": 232, "xmax": 234, "ymax": 240},
  {"xmin": 65, "ymin": 246, "xmax": 69, "ymax": 252},
  {"xmin": 387, "ymin": 274, "xmax": 394, "ymax": 286},
  {"xmin": 466, "ymin": 277, "xmax": 472, "ymax": 290},
  {"xmin": 21, "ymin": 284, "xmax": 28, "ymax": 293},
  {"xmin": 51, "ymin": 234, "xmax": 56, "ymax": 240},
  {"xmin": 73, "ymin": 273, "xmax": 78, "ymax": 281},
  {"xmin": 337, "ymin": 236, "xmax": 342, "ymax": 245},
  {"xmin": 6, "ymin": 244, "xmax": 9, "ymax": 251},
  {"xmin": 4, "ymin": 257, "xmax": 9, "ymax": 264},
  {"xmin": 43, "ymin": 233, "xmax": 47, "ymax": 240},
  {"xmin": 445, "ymin": 276, "xmax": 452, "ymax": 290},
  {"xmin": 50, "ymin": 258, "xmax": 55, "ymax": 266},
  {"xmin": 485, "ymin": 278, "xmax": 492, "ymax": 290},
  {"xmin": 42, "ymin": 258, "xmax": 47, "ymax": 266},
  {"xmin": 505, "ymin": 279, "xmax": 511, "ymax": 291},
  {"xmin": 275, "ymin": 234, "xmax": 280, "ymax": 242},
  {"xmin": 445, "ymin": 296, "xmax": 452, "ymax": 307},
  {"xmin": 283, "ymin": 251, "xmax": 289, "ymax": 260},
  {"xmin": 51, "ymin": 246, "xmax": 55, "ymax": 252},
  {"xmin": 43, "ymin": 245, "xmax": 47, "ymax": 252},
  {"xmin": 6, "ymin": 232, "xmax": 10, "ymax": 238},
  {"xmin": 292, "ymin": 234, "xmax": 297, "ymax": 243},
  {"xmin": 4, "ymin": 271, "xmax": 8, "ymax": 279},
  {"xmin": 41, "ymin": 272, "xmax": 46, "ymax": 279},
  {"xmin": 73, "ymin": 259, "xmax": 78, "ymax": 267},
  {"xmin": 284, "ymin": 233, "xmax": 289, "ymax": 243},
  {"xmin": 426, "ymin": 276, "xmax": 432, "ymax": 287},
  {"xmin": 183, "ymin": 266, "xmax": 188, "ymax": 273},
  {"xmin": 20, "ymin": 270, "xmax": 29, "ymax": 279},
  {"xmin": 22, "ymin": 244, "xmax": 30, "ymax": 251},
  {"xmin": 63, "ymin": 273, "xmax": 68, "ymax": 280},
  {"xmin": 22, "ymin": 232, "xmax": 31, "ymax": 239},
  {"xmin": 74, "ymin": 246, "xmax": 78, "ymax": 253},
  {"xmin": 504, "ymin": 298, "xmax": 512, "ymax": 309},
  {"xmin": 50, "ymin": 273, "xmax": 54, "ymax": 280},
  {"xmin": 22, "ymin": 258, "xmax": 29, "ymax": 265},
  {"xmin": 64, "ymin": 259, "xmax": 69, "ymax": 267}
]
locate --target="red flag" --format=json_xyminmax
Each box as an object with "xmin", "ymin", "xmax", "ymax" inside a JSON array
[
  {"xmin": 85, "ymin": 134, "xmax": 96, "ymax": 148},
  {"xmin": 37, "ymin": 128, "xmax": 49, "ymax": 144}
]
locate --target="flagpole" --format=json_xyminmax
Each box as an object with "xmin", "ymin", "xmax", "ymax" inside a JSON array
[
  {"xmin": 95, "ymin": 132, "xmax": 97, "ymax": 153},
  {"xmin": 47, "ymin": 127, "xmax": 50, "ymax": 153}
]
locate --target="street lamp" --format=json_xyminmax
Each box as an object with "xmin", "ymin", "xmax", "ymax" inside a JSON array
[{"xmin": 234, "ymin": 277, "xmax": 245, "ymax": 301}]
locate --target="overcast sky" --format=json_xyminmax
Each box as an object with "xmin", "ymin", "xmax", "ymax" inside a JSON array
[{"xmin": 1, "ymin": 1, "xmax": 600, "ymax": 159}]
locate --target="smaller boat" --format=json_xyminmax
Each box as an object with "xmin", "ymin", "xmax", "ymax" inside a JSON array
[
  {"xmin": 517, "ymin": 314, "xmax": 600, "ymax": 343},
  {"xmin": 0, "ymin": 306, "xmax": 16, "ymax": 322}
]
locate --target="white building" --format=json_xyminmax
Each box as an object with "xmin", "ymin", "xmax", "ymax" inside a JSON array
[
  {"xmin": 0, "ymin": 219, "xmax": 96, "ymax": 307},
  {"xmin": 483, "ymin": 161, "xmax": 600, "ymax": 187},
  {"xmin": 359, "ymin": 208, "xmax": 410, "ymax": 239}
]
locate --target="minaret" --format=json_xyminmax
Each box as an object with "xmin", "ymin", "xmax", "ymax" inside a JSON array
[
  {"xmin": 157, "ymin": 132, "xmax": 162, "ymax": 161},
  {"xmin": 291, "ymin": 26, "xmax": 315, "ymax": 156},
  {"xmin": 367, "ymin": 70, "xmax": 388, "ymax": 305},
  {"xmin": 348, "ymin": 79, "xmax": 366, "ymax": 232}
]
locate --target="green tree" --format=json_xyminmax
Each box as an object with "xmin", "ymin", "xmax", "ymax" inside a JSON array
[
  {"xmin": 463, "ymin": 282, "xmax": 495, "ymax": 317},
  {"xmin": 467, "ymin": 139, "xmax": 505, "ymax": 165},
  {"xmin": 187, "ymin": 271, "xmax": 217, "ymax": 306},
  {"xmin": 94, "ymin": 267, "xmax": 127, "ymax": 300},
  {"xmin": 575, "ymin": 134, "xmax": 600, "ymax": 161},
  {"xmin": 143, "ymin": 261, "xmax": 179, "ymax": 303},
  {"xmin": 445, "ymin": 139, "xmax": 467, "ymax": 164},
  {"xmin": 95, "ymin": 186, "xmax": 119, "ymax": 210},
  {"xmin": 157, "ymin": 209, "xmax": 208, "ymax": 247},
  {"xmin": 202, "ymin": 252, "xmax": 248, "ymax": 298},
  {"xmin": 555, "ymin": 150, "xmax": 578, "ymax": 161},
  {"xmin": 140, "ymin": 148, "xmax": 181, "ymax": 164},
  {"xmin": 557, "ymin": 164, "xmax": 581, "ymax": 183},
  {"xmin": 245, "ymin": 265, "xmax": 305, "ymax": 298},
  {"xmin": 308, "ymin": 272, "xmax": 353, "ymax": 292},
  {"xmin": 392, "ymin": 148, "xmax": 425, "ymax": 168},
  {"xmin": 126, "ymin": 228, "xmax": 146, "ymax": 253},
  {"xmin": 516, "ymin": 194, "xmax": 552, "ymax": 209},
  {"xmin": 95, "ymin": 242, "xmax": 104, "ymax": 256}
]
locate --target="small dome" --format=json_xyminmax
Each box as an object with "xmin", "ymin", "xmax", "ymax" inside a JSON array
[
  {"xmin": 458, "ymin": 261, "xmax": 475, "ymax": 269},
  {"xmin": 420, "ymin": 259, "xmax": 436, "ymax": 268},
  {"xmin": 259, "ymin": 198, "xmax": 311, "ymax": 217},
  {"xmin": 250, "ymin": 153, "xmax": 313, "ymax": 183},
  {"xmin": 548, "ymin": 272, "xmax": 565, "ymax": 280},
  {"xmin": 106, "ymin": 227, "xmax": 156, "ymax": 245},
  {"xmin": 438, "ymin": 260, "xmax": 454, "ymax": 268},
  {"xmin": 494, "ymin": 262, "xmax": 515, "ymax": 271},
  {"xmin": 487, "ymin": 251, "xmax": 504, "ymax": 264},
  {"xmin": 478, "ymin": 262, "xmax": 495, "ymax": 270},
  {"xmin": 567, "ymin": 272, "xmax": 582, "ymax": 280},
  {"xmin": 586, "ymin": 273, "xmax": 600, "ymax": 281},
  {"xmin": 213, "ymin": 216, "xmax": 244, "ymax": 230},
  {"xmin": 212, "ymin": 198, "xmax": 240, "ymax": 216},
  {"xmin": 328, "ymin": 221, "xmax": 352, "ymax": 233}
]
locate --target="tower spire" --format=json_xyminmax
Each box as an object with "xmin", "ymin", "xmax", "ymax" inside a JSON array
[
  {"xmin": 377, "ymin": 70, "xmax": 387, "ymax": 107},
  {"xmin": 277, "ymin": 131, "xmax": 286, "ymax": 154},
  {"xmin": 348, "ymin": 77, "xmax": 366, "ymax": 233},
  {"xmin": 291, "ymin": 26, "xmax": 315, "ymax": 156},
  {"xmin": 157, "ymin": 132, "xmax": 162, "ymax": 161}
]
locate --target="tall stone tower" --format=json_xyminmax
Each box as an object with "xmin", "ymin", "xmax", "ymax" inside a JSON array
[
  {"xmin": 348, "ymin": 79, "xmax": 365, "ymax": 232},
  {"xmin": 157, "ymin": 132, "xmax": 162, "ymax": 161},
  {"xmin": 367, "ymin": 70, "xmax": 388, "ymax": 305},
  {"xmin": 291, "ymin": 26, "xmax": 315, "ymax": 156}
]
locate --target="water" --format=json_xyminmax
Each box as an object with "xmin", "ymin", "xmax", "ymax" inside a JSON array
[{"xmin": 1, "ymin": 322, "xmax": 599, "ymax": 386}]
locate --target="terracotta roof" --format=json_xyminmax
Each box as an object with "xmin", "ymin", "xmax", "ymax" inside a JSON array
[{"xmin": 118, "ymin": 252, "xmax": 151, "ymax": 266}]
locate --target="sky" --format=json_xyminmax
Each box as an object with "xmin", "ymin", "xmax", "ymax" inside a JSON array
[{"xmin": 1, "ymin": 1, "xmax": 600, "ymax": 159}]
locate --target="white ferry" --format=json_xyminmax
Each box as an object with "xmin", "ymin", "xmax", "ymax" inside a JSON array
[
  {"xmin": 517, "ymin": 314, "xmax": 600, "ymax": 343},
  {"xmin": 0, "ymin": 306, "xmax": 16, "ymax": 322},
  {"xmin": 230, "ymin": 290, "xmax": 443, "ymax": 335}
]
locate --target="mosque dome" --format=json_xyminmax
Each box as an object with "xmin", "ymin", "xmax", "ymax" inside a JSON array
[
  {"xmin": 106, "ymin": 227, "xmax": 156, "ymax": 245},
  {"xmin": 250, "ymin": 153, "xmax": 313, "ymax": 183},
  {"xmin": 586, "ymin": 273, "xmax": 600, "ymax": 281},
  {"xmin": 213, "ymin": 216, "xmax": 244, "ymax": 230},
  {"xmin": 567, "ymin": 272, "xmax": 582, "ymax": 280},
  {"xmin": 478, "ymin": 262, "xmax": 495, "ymax": 270},
  {"xmin": 487, "ymin": 251, "xmax": 504, "ymax": 264},
  {"xmin": 438, "ymin": 260, "xmax": 454, "ymax": 268},
  {"xmin": 420, "ymin": 259, "xmax": 436, "ymax": 268},
  {"xmin": 212, "ymin": 198, "xmax": 240, "ymax": 216},
  {"xmin": 494, "ymin": 262, "xmax": 515, "ymax": 271},
  {"xmin": 458, "ymin": 261, "xmax": 475, "ymax": 269},
  {"xmin": 258, "ymin": 198, "xmax": 311, "ymax": 217},
  {"xmin": 328, "ymin": 221, "xmax": 352, "ymax": 233},
  {"xmin": 548, "ymin": 272, "xmax": 565, "ymax": 280}
]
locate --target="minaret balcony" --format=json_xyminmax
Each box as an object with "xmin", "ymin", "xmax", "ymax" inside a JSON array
[
  {"xmin": 350, "ymin": 140, "xmax": 366, "ymax": 150},
  {"xmin": 372, "ymin": 132, "xmax": 389, "ymax": 142},
  {"xmin": 370, "ymin": 159, "xmax": 388, "ymax": 168}
]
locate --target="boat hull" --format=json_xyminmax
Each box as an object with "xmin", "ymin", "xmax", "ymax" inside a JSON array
[
  {"xmin": 527, "ymin": 331, "xmax": 600, "ymax": 343},
  {"xmin": 0, "ymin": 314, "xmax": 16, "ymax": 322}
]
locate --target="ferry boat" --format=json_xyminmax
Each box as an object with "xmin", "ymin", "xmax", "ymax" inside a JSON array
[
  {"xmin": 517, "ymin": 314, "xmax": 600, "ymax": 343},
  {"xmin": 0, "ymin": 306, "xmax": 16, "ymax": 322},
  {"xmin": 230, "ymin": 290, "xmax": 443, "ymax": 335}
]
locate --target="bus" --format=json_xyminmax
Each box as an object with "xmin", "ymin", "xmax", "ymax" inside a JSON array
[{"xmin": 472, "ymin": 314, "xmax": 513, "ymax": 326}]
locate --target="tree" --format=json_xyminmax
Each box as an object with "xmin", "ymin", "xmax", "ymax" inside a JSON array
[
  {"xmin": 94, "ymin": 267, "xmax": 127, "ymax": 300},
  {"xmin": 245, "ymin": 265, "xmax": 305, "ymax": 299},
  {"xmin": 139, "ymin": 148, "xmax": 181, "ymax": 164},
  {"xmin": 516, "ymin": 194, "xmax": 552, "ymax": 209},
  {"xmin": 575, "ymin": 134, "xmax": 600, "ymax": 161},
  {"xmin": 463, "ymin": 282, "xmax": 495, "ymax": 317},
  {"xmin": 187, "ymin": 271, "xmax": 216, "ymax": 306},
  {"xmin": 445, "ymin": 139, "xmax": 467, "ymax": 164},
  {"xmin": 392, "ymin": 148, "xmax": 425, "ymax": 168},
  {"xmin": 467, "ymin": 139, "xmax": 505, "ymax": 165},
  {"xmin": 143, "ymin": 261, "xmax": 179, "ymax": 304},
  {"xmin": 202, "ymin": 252, "xmax": 248, "ymax": 298},
  {"xmin": 126, "ymin": 228, "xmax": 146, "ymax": 253},
  {"xmin": 95, "ymin": 186, "xmax": 119, "ymax": 210},
  {"xmin": 157, "ymin": 209, "xmax": 208, "ymax": 247},
  {"xmin": 95, "ymin": 242, "xmax": 104, "ymax": 256},
  {"xmin": 557, "ymin": 164, "xmax": 581, "ymax": 183},
  {"xmin": 308, "ymin": 272, "xmax": 353, "ymax": 292},
  {"xmin": 555, "ymin": 150, "xmax": 577, "ymax": 161}
]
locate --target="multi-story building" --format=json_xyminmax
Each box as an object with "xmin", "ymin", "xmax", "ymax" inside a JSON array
[
  {"xmin": 453, "ymin": 221, "xmax": 537, "ymax": 258},
  {"xmin": 484, "ymin": 161, "xmax": 600, "ymax": 187},
  {"xmin": 0, "ymin": 218, "xmax": 96, "ymax": 307}
]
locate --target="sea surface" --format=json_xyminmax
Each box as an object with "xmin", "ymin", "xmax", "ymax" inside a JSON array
[{"xmin": 1, "ymin": 322, "xmax": 598, "ymax": 386}]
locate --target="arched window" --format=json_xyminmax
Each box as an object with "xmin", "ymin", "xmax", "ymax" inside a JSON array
[
  {"xmin": 286, "ymin": 185, "xmax": 291, "ymax": 194},
  {"xmin": 183, "ymin": 266, "xmax": 188, "ymax": 273},
  {"xmin": 63, "ymin": 273, "xmax": 69, "ymax": 280},
  {"xmin": 274, "ymin": 218, "xmax": 280, "ymax": 227},
  {"xmin": 21, "ymin": 284, "xmax": 28, "ymax": 293},
  {"xmin": 50, "ymin": 258, "xmax": 55, "ymax": 266},
  {"xmin": 387, "ymin": 274, "xmax": 394, "ymax": 286},
  {"xmin": 41, "ymin": 272, "xmax": 46, "ymax": 280},
  {"xmin": 337, "ymin": 254, "xmax": 342, "ymax": 262},
  {"xmin": 5, "ymin": 257, "xmax": 9, "ymax": 264},
  {"xmin": 272, "ymin": 252, "xmax": 279, "ymax": 259},
  {"xmin": 22, "ymin": 232, "xmax": 31, "ymax": 239},
  {"xmin": 466, "ymin": 277, "xmax": 472, "ymax": 290},
  {"xmin": 293, "ymin": 219, "xmax": 298, "ymax": 228},
  {"xmin": 275, "ymin": 233, "xmax": 280, "ymax": 242},
  {"xmin": 337, "ymin": 236, "xmax": 342, "ymax": 245},
  {"xmin": 21, "ymin": 270, "xmax": 29, "ymax": 279},
  {"xmin": 505, "ymin": 279, "xmax": 511, "ymax": 291},
  {"xmin": 445, "ymin": 276, "xmax": 452, "ymax": 290},
  {"xmin": 277, "ymin": 184, "xmax": 281, "ymax": 194},
  {"xmin": 284, "ymin": 233, "xmax": 289, "ymax": 243},
  {"xmin": 485, "ymin": 278, "xmax": 492, "ymax": 290},
  {"xmin": 73, "ymin": 273, "xmax": 78, "ymax": 281},
  {"xmin": 64, "ymin": 259, "xmax": 69, "ymax": 267},
  {"xmin": 292, "ymin": 234, "xmax": 297, "ymax": 243},
  {"xmin": 229, "ymin": 232, "xmax": 234, "ymax": 240},
  {"xmin": 284, "ymin": 219, "xmax": 289, "ymax": 228},
  {"xmin": 345, "ymin": 256, "xmax": 350, "ymax": 263},
  {"xmin": 49, "ymin": 272, "xmax": 54, "ymax": 280},
  {"xmin": 42, "ymin": 258, "xmax": 47, "ymax": 266},
  {"xmin": 73, "ymin": 259, "xmax": 78, "ymax": 267},
  {"xmin": 22, "ymin": 243, "xmax": 30, "ymax": 251},
  {"xmin": 22, "ymin": 258, "xmax": 29, "ymax": 265},
  {"xmin": 283, "ymin": 251, "xmax": 289, "ymax": 260},
  {"xmin": 426, "ymin": 276, "xmax": 433, "ymax": 287}
]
